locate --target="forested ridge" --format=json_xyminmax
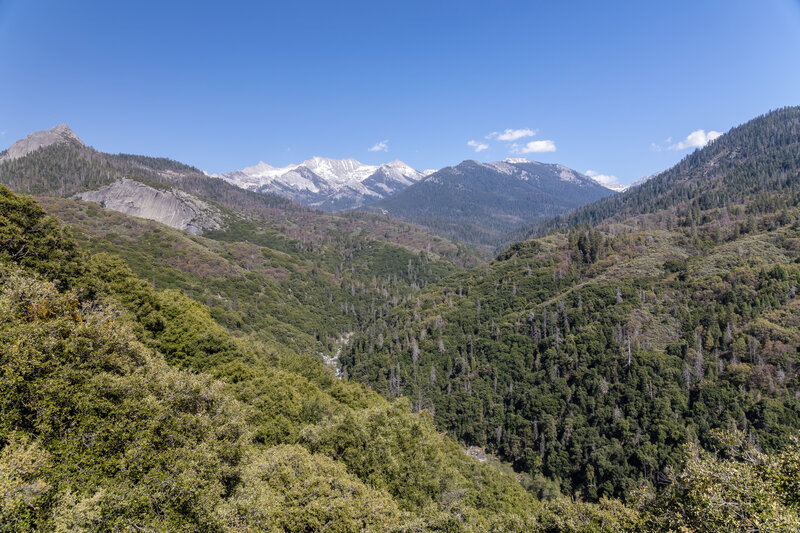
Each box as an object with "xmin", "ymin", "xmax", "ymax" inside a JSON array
[
  {"xmin": 1, "ymin": 107, "xmax": 800, "ymax": 530},
  {"xmin": 521, "ymin": 106, "xmax": 800, "ymax": 239}
]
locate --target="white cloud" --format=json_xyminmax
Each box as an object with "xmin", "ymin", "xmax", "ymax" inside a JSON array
[
  {"xmin": 368, "ymin": 139, "xmax": 389, "ymax": 152},
  {"xmin": 467, "ymin": 139, "xmax": 489, "ymax": 152},
  {"xmin": 585, "ymin": 169, "xmax": 625, "ymax": 190},
  {"xmin": 511, "ymin": 140, "xmax": 556, "ymax": 153},
  {"xmin": 489, "ymin": 128, "xmax": 537, "ymax": 141},
  {"xmin": 669, "ymin": 129, "xmax": 722, "ymax": 150}
]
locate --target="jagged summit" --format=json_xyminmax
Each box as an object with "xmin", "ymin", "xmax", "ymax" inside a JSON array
[
  {"xmin": 215, "ymin": 156, "xmax": 425, "ymax": 211},
  {"xmin": 0, "ymin": 124, "xmax": 84, "ymax": 163}
]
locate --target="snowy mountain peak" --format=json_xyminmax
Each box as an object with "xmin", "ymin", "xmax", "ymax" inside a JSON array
[
  {"xmin": 299, "ymin": 157, "xmax": 377, "ymax": 185},
  {"xmin": 383, "ymin": 159, "xmax": 413, "ymax": 169},
  {"xmin": 483, "ymin": 161, "xmax": 517, "ymax": 175},
  {"xmin": 215, "ymin": 156, "xmax": 429, "ymax": 211}
]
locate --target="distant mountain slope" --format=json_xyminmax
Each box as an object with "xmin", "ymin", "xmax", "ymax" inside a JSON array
[
  {"xmin": 342, "ymin": 106, "xmax": 800, "ymax": 501},
  {"xmin": 215, "ymin": 156, "xmax": 425, "ymax": 211},
  {"xmin": 0, "ymin": 125, "xmax": 482, "ymax": 261},
  {"xmin": 364, "ymin": 158, "xmax": 615, "ymax": 249}
]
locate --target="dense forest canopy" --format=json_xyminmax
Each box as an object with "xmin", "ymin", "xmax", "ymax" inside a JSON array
[
  {"xmin": 3, "ymin": 184, "xmax": 634, "ymax": 531},
  {"xmin": 343, "ymin": 107, "xmax": 800, "ymax": 501}
]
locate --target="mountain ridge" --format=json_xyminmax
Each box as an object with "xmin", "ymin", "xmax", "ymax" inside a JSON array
[
  {"xmin": 525, "ymin": 106, "xmax": 800, "ymax": 237},
  {"xmin": 215, "ymin": 155, "xmax": 425, "ymax": 211},
  {"xmin": 363, "ymin": 157, "xmax": 615, "ymax": 249}
]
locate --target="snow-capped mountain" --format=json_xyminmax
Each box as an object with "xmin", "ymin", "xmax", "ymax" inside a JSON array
[{"xmin": 214, "ymin": 157, "xmax": 425, "ymax": 211}]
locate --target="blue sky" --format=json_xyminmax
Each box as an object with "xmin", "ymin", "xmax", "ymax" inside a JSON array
[{"xmin": 1, "ymin": 1, "xmax": 799, "ymax": 185}]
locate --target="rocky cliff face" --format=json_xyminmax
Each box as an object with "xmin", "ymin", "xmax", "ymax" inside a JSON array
[
  {"xmin": 0, "ymin": 124, "xmax": 84, "ymax": 163},
  {"xmin": 76, "ymin": 179, "xmax": 223, "ymax": 234}
]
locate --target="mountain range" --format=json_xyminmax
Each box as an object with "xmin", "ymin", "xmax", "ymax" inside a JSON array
[
  {"xmin": 215, "ymin": 154, "xmax": 618, "ymax": 250},
  {"xmin": 214, "ymin": 156, "xmax": 433, "ymax": 211},
  {"xmin": 1, "ymin": 107, "xmax": 799, "ymax": 530},
  {"xmin": 1, "ymin": 125, "xmax": 617, "ymax": 250}
]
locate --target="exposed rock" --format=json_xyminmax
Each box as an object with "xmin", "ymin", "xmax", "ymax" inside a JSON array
[
  {"xmin": 465, "ymin": 446, "xmax": 488, "ymax": 462},
  {"xmin": 76, "ymin": 179, "xmax": 223, "ymax": 234},
  {"xmin": 0, "ymin": 124, "xmax": 84, "ymax": 163}
]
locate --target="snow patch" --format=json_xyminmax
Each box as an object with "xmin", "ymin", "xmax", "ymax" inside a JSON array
[{"xmin": 214, "ymin": 156, "xmax": 427, "ymax": 210}]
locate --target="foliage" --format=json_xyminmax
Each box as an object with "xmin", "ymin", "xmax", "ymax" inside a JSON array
[
  {"xmin": 637, "ymin": 430, "xmax": 800, "ymax": 531},
  {"xmin": 0, "ymin": 185, "xmax": 639, "ymax": 531},
  {"xmin": 0, "ymin": 186, "xmax": 82, "ymax": 288},
  {"xmin": 344, "ymin": 107, "xmax": 800, "ymax": 500}
]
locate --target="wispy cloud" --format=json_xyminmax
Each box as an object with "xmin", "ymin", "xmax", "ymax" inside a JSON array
[
  {"xmin": 474, "ymin": 127, "xmax": 555, "ymax": 155},
  {"xmin": 668, "ymin": 129, "xmax": 722, "ymax": 151},
  {"xmin": 487, "ymin": 128, "xmax": 537, "ymax": 142},
  {"xmin": 368, "ymin": 139, "xmax": 389, "ymax": 152},
  {"xmin": 467, "ymin": 139, "xmax": 489, "ymax": 152},
  {"xmin": 511, "ymin": 140, "xmax": 556, "ymax": 153},
  {"xmin": 585, "ymin": 169, "xmax": 624, "ymax": 190}
]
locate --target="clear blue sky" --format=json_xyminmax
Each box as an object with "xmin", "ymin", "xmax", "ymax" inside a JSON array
[{"xmin": 1, "ymin": 0, "xmax": 799, "ymax": 185}]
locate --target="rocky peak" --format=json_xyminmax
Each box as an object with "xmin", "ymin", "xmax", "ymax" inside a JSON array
[{"xmin": 1, "ymin": 124, "xmax": 85, "ymax": 163}]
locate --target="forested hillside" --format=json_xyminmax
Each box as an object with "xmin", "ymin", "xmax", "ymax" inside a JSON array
[
  {"xmin": 0, "ymin": 136, "xmax": 483, "ymax": 360},
  {"xmin": 0, "ymin": 185, "xmax": 656, "ymax": 531},
  {"xmin": 343, "ymin": 108, "xmax": 800, "ymax": 503}
]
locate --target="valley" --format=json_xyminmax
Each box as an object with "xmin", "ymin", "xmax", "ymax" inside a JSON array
[{"xmin": 1, "ymin": 107, "xmax": 799, "ymax": 530}]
